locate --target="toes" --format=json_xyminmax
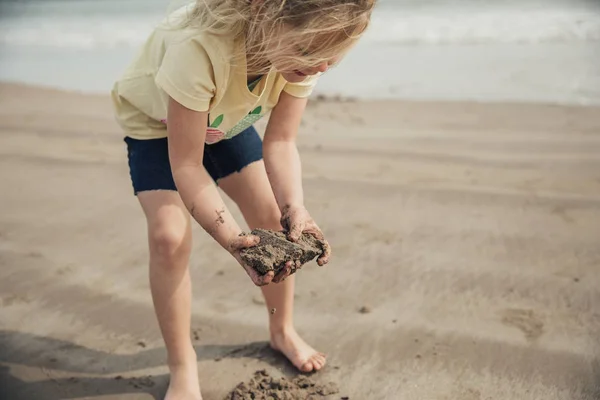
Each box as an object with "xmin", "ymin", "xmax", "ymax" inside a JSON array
[
  {"xmin": 312, "ymin": 354, "xmax": 327, "ymax": 370},
  {"xmin": 300, "ymin": 361, "xmax": 314, "ymax": 373},
  {"xmin": 301, "ymin": 353, "xmax": 326, "ymax": 372}
]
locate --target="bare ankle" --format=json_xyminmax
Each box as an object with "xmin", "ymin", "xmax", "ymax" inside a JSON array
[
  {"xmin": 270, "ymin": 324, "xmax": 294, "ymax": 337},
  {"xmin": 167, "ymin": 345, "xmax": 197, "ymax": 369}
]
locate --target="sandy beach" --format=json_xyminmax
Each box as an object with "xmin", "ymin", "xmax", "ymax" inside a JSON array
[{"xmin": 0, "ymin": 82, "xmax": 599, "ymax": 399}]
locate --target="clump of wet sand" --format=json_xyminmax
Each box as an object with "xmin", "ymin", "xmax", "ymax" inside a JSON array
[
  {"xmin": 240, "ymin": 229, "xmax": 324, "ymax": 276},
  {"xmin": 224, "ymin": 369, "xmax": 339, "ymax": 400}
]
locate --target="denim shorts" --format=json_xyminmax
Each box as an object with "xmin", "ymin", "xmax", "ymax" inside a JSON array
[{"xmin": 124, "ymin": 125, "xmax": 263, "ymax": 195}]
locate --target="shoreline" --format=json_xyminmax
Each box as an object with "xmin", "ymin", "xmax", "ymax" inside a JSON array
[
  {"xmin": 2, "ymin": 39, "xmax": 600, "ymax": 107},
  {"xmin": 4, "ymin": 80, "xmax": 600, "ymax": 109}
]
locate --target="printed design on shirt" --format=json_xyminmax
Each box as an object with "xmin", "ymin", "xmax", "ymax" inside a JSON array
[
  {"xmin": 205, "ymin": 114, "xmax": 225, "ymax": 144},
  {"xmin": 161, "ymin": 106, "xmax": 264, "ymax": 145},
  {"xmin": 224, "ymin": 106, "xmax": 263, "ymax": 139}
]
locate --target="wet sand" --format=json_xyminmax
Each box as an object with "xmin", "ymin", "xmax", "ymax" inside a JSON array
[{"xmin": 0, "ymin": 82, "xmax": 599, "ymax": 399}]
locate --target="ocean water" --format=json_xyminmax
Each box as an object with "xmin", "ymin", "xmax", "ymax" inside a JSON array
[{"xmin": 1, "ymin": 0, "xmax": 599, "ymax": 104}]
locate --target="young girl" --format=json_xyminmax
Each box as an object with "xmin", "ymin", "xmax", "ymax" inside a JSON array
[{"xmin": 111, "ymin": 0, "xmax": 374, "ymax": 398}]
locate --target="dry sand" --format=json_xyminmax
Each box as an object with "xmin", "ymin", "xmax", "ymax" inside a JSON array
[{"xmin": 0, "ymin": 82, "xmax": 599, "ymax": 400}]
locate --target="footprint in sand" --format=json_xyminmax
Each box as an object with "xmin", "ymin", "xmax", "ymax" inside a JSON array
[
  {"xmin": 56, "ymin": 265, "xmax": 74, "ymax": 276},
  {"xmin": 453, "ymin": 387, "xmax": 483, "ymax": 400},
  {"xmin": 1, "ymin": 294, "xmax": 30, "ymax": 307},
  {"xmin": 551, "ymin": 205, "xmax": 575, "ymax": 224},
  {"xmin": 127, "ymin": 376, "xmax": 155, "ymax": 389},
  {"xmin": 500, "ymin": 308, "xmax": 544, "ymax": 341}
]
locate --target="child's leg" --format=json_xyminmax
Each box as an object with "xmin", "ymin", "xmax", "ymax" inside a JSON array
[
  {"xmin": 218, "ymin": 161, "xmax": 327, "ymax": 373},
  {"xmin": 137, "ymin": 190, "xmax": 201, "ymax": 400}
]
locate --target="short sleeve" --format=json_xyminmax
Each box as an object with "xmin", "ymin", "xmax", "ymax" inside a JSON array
[
  {"xmin": 155, "ymin": 38, "xmax": 217, "ymax": 112},
  {"xmin": 282, "ymin": 73, "xmax": 321, "ymax": 98}
]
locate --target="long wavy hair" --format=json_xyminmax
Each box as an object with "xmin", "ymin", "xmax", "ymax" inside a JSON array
[{"xmin": 172, "ymin": 0, "xmax": 376, "ymax": 75}]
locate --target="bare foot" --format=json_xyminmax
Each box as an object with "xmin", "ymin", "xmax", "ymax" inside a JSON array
[
  {"xmin": 164, "ymin": 358, "xmax": 202, "ymax": 400},
  {"xmin": 270, "ymin": 327, "xmax": 326, "ymax": 373}
]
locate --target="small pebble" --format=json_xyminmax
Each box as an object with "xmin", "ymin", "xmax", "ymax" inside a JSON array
[{"xmin": 358, "ymin": 306, "xmax": 371, "ymax": 314}]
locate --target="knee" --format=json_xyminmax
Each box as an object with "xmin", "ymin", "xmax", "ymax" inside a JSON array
[{"xmin": 148, "ymin": 225, "xmax": 191, "ymax": 266}]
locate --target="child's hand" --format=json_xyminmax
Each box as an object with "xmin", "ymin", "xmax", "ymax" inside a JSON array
[
  {"xmin": 228, "ymin": 234, "xmax": 275, "ymax": 286},
  {"xmin": 280, "ymin": 205, "xmax": 331, "ymax": 266}
]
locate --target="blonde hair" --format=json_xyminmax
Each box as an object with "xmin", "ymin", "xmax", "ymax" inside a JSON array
[{"xmin": 177, "ymin": 0, "xmax": 376, "ymax": 75}]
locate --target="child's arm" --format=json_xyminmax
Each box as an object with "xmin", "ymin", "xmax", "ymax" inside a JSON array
[
  {"xmin": 166, "ymin": 97, "xmax": 274, "ymax": 286},
  {"xmin": 263, "ymin": 91, "xmax": 331, "ymax": 266},
  {"xmin": 263, "ymin": 91, "xmax": 306, "ymax": 210}
]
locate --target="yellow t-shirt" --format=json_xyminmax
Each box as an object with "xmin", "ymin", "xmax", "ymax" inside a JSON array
[{"xmin": 111, "ymin": 7, "xmax": 319, "ymax": 143}]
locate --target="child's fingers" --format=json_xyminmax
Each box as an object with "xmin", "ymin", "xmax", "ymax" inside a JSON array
[
  {"xmin": 288, "ymin": 222, "xmax": 304, "ymax": 242},
  {"xmin": 231, "ymin": 234, "xmax": 260, "ymax": 251},
  {"xmin": 273, "ymin": 261, "xmax": 292, "ymax": 283},
  {"xmin": 274, "ymin": 259, "xmax": 304, "ymax": 283},
  {"xmin": 303, "ymin": 224, "xmax": 329, "ymax": 265},
  {"xmin": 290, "ymin": 259, "xmax": 302, "ymax": 275},
  {"xmin": 258, "ymin": 270, "xmax": 274, "ymax": 286},
  {"xmin": 305, "ymin": 223, "xmax": 325, "ymax": 241},
  {"xmin": 317, "ymin": 239, "xmax": 331, "ymax": 266},
  {"xmin": 247, "ymin": 266, "xmax": 274, "ymax": 286}
]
